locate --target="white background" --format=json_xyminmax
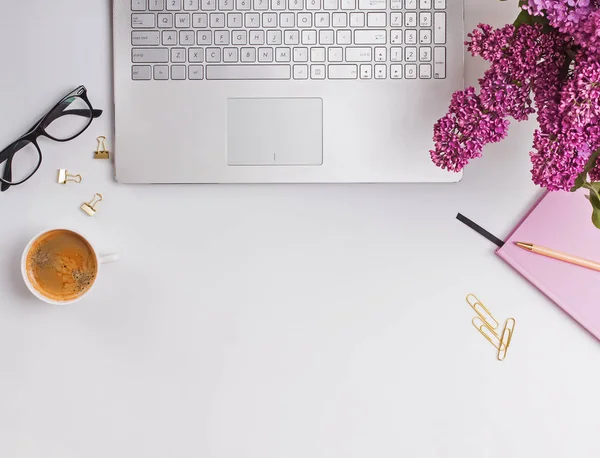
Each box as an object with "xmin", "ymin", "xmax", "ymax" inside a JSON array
[{"xmin": 1, "ymin": 1, "xmax": 599, "ymax": 457}]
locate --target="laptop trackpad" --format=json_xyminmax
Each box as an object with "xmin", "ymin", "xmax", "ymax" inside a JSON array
[{"xmin": 227, "ymin": 98, "xmax": 323, "ymax": 166}]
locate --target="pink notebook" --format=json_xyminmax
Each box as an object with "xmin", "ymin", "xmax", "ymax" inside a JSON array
[{"xmin": 497, "ymin": 190, "xmax": 600, "ymax": 340}]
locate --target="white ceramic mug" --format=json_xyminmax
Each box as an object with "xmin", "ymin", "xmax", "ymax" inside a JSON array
[{"xmin": 21, "ymin": 229, "xmax": 119, "ymax": 305}]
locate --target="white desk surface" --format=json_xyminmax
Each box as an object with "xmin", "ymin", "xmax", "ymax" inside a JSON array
[{"xmin": 1, "ymin": 1, "xmax": 599, "ymax": 457}]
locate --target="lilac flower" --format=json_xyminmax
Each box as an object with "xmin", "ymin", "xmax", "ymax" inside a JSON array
[{"xmin": 430, "ymin": 87, "xmax": 509, "ymax": 172}]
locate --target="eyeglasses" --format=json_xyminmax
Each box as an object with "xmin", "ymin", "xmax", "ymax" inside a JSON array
[{"xmin": 0, "ymin": 85, "xmax": 102, "ymax": 192}]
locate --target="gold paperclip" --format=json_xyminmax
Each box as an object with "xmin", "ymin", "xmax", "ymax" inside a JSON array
[
  {"xmin": 94, "ymin": 136, "xmax": 110, "ymax": 159},
  {"xmin": 81, "ymin": 193, "xmax": 103, "ymax": 216},
  {"xmin": 472, "ymin": 316, "xmax": 503, "ymax": 349},
  {"xmin": 466, "ymin": 294, "xmax": 499, "ymax": 330},
  {"xmin": 497, "ymin": 318, "xmax": 516, "ymax": 361},
  {"xmin": 57, "ymin": 169, "xmax": 82, "ymax": 184}
]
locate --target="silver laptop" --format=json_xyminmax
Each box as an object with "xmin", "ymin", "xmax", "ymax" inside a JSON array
[{"xmin": 113, "ymin": 0, "xmax": 464, "ymax": 183}]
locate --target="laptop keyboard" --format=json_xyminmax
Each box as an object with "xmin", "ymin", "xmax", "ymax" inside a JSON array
[{"xmin": 130, "ymin": 0, "xmax": 447, "ymax": 80}]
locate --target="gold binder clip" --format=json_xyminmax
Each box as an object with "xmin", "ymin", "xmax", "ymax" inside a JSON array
[
  {"xmin": 57, "ymin": 169, "xmax": 82, "ymax": 184},
  {"xmin": 94, "ymin": 136, "xmax": 110, "ymax": 159},
  {"xmin": 81, "ymin": 193, "xmax": 103, "ymax": 216}
]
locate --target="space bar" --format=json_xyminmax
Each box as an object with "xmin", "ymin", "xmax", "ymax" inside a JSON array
[{"xmin": 206, "ymin": 65, "xmax": 291, "ymax": 80}]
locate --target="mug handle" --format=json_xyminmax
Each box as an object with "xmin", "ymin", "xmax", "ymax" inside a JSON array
[{"xmin": 99, "ymin": 253, "xmax": 120, "ymax": 264}]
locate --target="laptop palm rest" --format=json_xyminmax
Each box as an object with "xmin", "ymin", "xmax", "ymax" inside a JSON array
[{"xmin": 227, "ymin": 98, "xmax": 323, "ymax": 166}]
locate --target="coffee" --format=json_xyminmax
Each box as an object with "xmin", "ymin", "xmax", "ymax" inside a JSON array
[{"xmin": 26, "ymin": 230, "xmax": 98, "ymax": 302}]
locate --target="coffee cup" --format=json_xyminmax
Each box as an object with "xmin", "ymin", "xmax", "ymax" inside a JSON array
[{"xmin": 21, "ymin": 229, "xmax": 119, "ymax": 305}]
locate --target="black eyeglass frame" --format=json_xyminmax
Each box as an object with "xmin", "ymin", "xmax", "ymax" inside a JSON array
[{"xmin": 0, "ymin": 85, "xmax": 102, "ymax": 191}]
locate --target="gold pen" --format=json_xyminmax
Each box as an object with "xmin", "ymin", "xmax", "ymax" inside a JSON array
[{"xmin": 515, "ymin": 242, "xmax": 600, "ymax": 273}]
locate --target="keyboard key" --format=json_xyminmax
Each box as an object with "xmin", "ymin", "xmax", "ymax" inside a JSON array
[
  {"xmin": 210, "ymin": 12, "xmax": 225, "ymax": 26},
  {"xmin": 298, "ymin": 13, "xmax": 312, "ymax": 27},
  {"xmin": 390, "ymin": 30, "xmax": 402, "ymax": 44},
  {"xmin": 310, "ymin": 47, "xmax": 325, "ymax": 62},
  {"xmin": 360, "ymin": 64, "xmax": 372, "ymax": 79},
  {"xmin": 354, "ymin": 29, "xmax": 386, "ymax": 44},
  {"xmin": 419, "ymin": 63, "xmax": 431, "ymax": 78},
  {"xmin": 420, "ymin": 12, "xmax": 431, "ymax": 27},
  {"xmin": 311, "ymin": 64, "xmax": 326, "ymax": 79},
  {"xmin": 189, "ymin": 47, "xmax": 204, "ymax": 61},
  {"xmin": 405, "ymin": 46, "xmax": 416, "ymax": 61},
  {"xmin": 133, "ymin": 48, "xmax": 169, "ymax": 62},
  {"xmin": 171, "ymin": 47, "xmax": 186, "ymax": 62},
  {"xmin": 241, "ymin": 47, "xmax": 257, "ymax": 61},
  {"xmin": 250, "ymin": 30, "xmax": 265, "ymax": 44},
  {"xmin": 154, "ymin": 65, "xmax": 169, "ymax": 79},
  {"xmin": 132, "ymin": 0, "xmax": 147, "ymax": 11},
  {"xmin": 390, "ymin": 64, "xmax": 402, "ymax": 78},
  {"xmin": 227, "ymin": 12, "xmax": 242, "ymax": 27},
  {"xmin": 324, "ymin": 0, "xmax": 338, "ymax": 9},
  {"xmin": 167, "ymin": 0, "xmax": 182, "ymax": 9},
  {"xmin": 245, "ymin": 12, "xmax": 260, "ymax": 27},
  {"xmin": 289, "ymin": 0, "xmax": 303, "ymax": 9},
  {"xmin": 258, "ymin": 47, "xmax": 273, "ymax": 61},
  {"xmin": 171, "ymin": 65, "xmax": 186, "ymax": 79},
  {"xmin": 434, "ymin": 46, "xmax": 445, "ymax": 78},
  {"xmin": 235, "ymin": 0, "xmax": 250, "ymax": 9},
  {"xmin": 158, "ymin": 13, "xmax": 173, "ymax": 27},
  {"xmin": 197, "ymin": 30, "xmax": 212, "ymax": 44},
  {"xmin": 180, "ymin": 30, "xmax": 195, "ymax": 44},
  {"xmin": 276, "ymin": 47, "xmax": 291, "ymax": 61},
  {"xmin": 319, "ymin": 29, "xmax": 334, "ymax": 44},
  {"xmin": 434, "ymin": 12, "xmax": 446, "ymax": 44},
  {"xmin": 315, "ymin": 12, "xmax": 330, "ymax": 27},
  {"xmin": 341, "ymin": 0, "xmax": 356, "ymax": 9},
  {"xmin": 405, "ymin": 0, "xmax": 416, "ymax": 8},
  {"xmin": 390, "ymin": 0, "xmax": 402, "ymax": 9},
  {"xmin": 206, "ymin": 65, "xmax": 291, "ymax": 79},
  {"xmin": 193, "ymin": 13, "xmax": 208, "ymax": 26},
  {"xmin": 224, "ymin": 47, "xmax": 239, "ymax": 61},
  {"xmin": 149, "ymin": 0, "xmax": 165, "ymax": 10},
  {"xmin": 420, "ymin": 0, "xmax": 431, "ymax": 8},
  {"xmin": 328, "ymin": 64, "xmax": 357, "ymax": 79},
  {"xmin": 202, "ymin": 0, "xmax": 217, "ymax": 9},
  {"xmin": 132, "ymin": 31, "xmax": 160, "ymax": 46},
  {"xmin": 267, "ymin": 30, "xmax": 283, "ymax": 44},
  {"xmin": 390, "ymin": 46, "xmax": 402, "ymax": 61},
  {"xmin": 405, "ymin": 29, "xmax": 417, "ymax": 44},
  {"xmin": 420, "ymin": 29, "xmax": 431, "ymax": 44},
  {"xmin": 301, "ymin": 30, "xmax": 317, "ymax": 44},
  {"xmin": 434, "ymin": 0, "xmax": 445, "ymax": 8},
  {"xmin": 293, "ymin": 65, "xmax": 309, "ymax": 79},
  {"xmin": 254, "ymin": 0, "xmax": 268, "ymax": 9},
  {"xmin": 336, "ymin": 30, "xmax": 351, "ymax": 44},
  {"xmin": 184, "ymin": 0, "xmax": 200, "ymax": 9},
  {"xmin": 162, "ymin": 30, "xmax": 177, "ymax": 44},
  {"xmin": 206, "ymin": 47, "xmax": 221, "ymax": 61},
  {"xmin": 189, "ymin": 65, "xmax": 204, "ymax": 79},
  {"xmin": 285, "ymin": 30, "xmax": 300, "ymax": 44},
  {"xmin": 367, "ymin": 12, "xmax": 385, "ymax": 27},
  {"xmin": 346, "ymin": 47, "xmax": 372, "ymax": 62},
  {"xmin": 272, "ymin": 0, "xmax": 286, "ymax": 8},
  {"xmin": 232, "ymin": 30, "xmax": 248, "ymax": 44},
  {"xmin": 332, "ymin": 12, "xmax": 347, "ymax": 27},
  {"xmin": 293, "ymin": 47, "xmax": 308, "ymax": 61},
  {"xmin": 405, "ymin": 12, "xmax": 416, "ymax": 27},
  {"xmin": 390, "ymin": 12, "xmax": 402, "ymax": 27},
  {"xmin": 405, "ymin": 63, "xmax": 417, "ymax": 78},
  {"xmin": 132, "ymin": 65, "xmax": 152, "ymax": 79},
  {"xmin": 419, "ymin": 46, "xmax": 431, "ymax": 61},
  {"xmin": 132, "ymin": 14, "xmax": 156, "ymax": 28},
  {"xmin": 374, "ymin": 64, "xmax": 386, "ymax": 78},
  {"xmin": 263, "ymin": 12, "xmax": 278, "ymax": 27},
  {"xmin": 215, "ymin": 30, "xmax": 230, "ymax": 44},
  {"xmin": 358, "ymin": 0, "xmax": 386, "ymax": 9},
  {"xmin": 350, "ymin": 12, "xmax": 364, "ymax": 27},
  {"xmin": 328, "ymin": 47, "xmax": 343, "ymax": 62},
  {"xmin": 374, "ymin": 46, "xmax": 386, "ymax": 61},
  {"xmin": 281, "ymin": 13, "xmax": 295, "ymax": 27},
  {"xmin": 307, "ymin": 0, "xmax": 322, "ymax": 10}
]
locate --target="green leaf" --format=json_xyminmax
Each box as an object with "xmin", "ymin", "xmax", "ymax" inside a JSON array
[
  {"xmin": 514, "ymin": 9, "xmax": 533, "ymax": 28},
  {"xmin": 589, "ymin": 194, "xmax": 600, "ymax": 229},
  {"xmin": 571, "ymin": 148, "xmax": 600, "ymax": 192}
]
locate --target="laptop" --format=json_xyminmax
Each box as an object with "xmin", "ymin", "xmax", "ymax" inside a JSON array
[{"xmin": 113, "ymin": 0, "xmax": 464, "ymax": 183}]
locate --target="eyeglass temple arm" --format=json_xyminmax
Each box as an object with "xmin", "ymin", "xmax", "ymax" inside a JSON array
[{"xmin": 0, "ymin": 142, "xmax": 21, "ymax": 192}]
